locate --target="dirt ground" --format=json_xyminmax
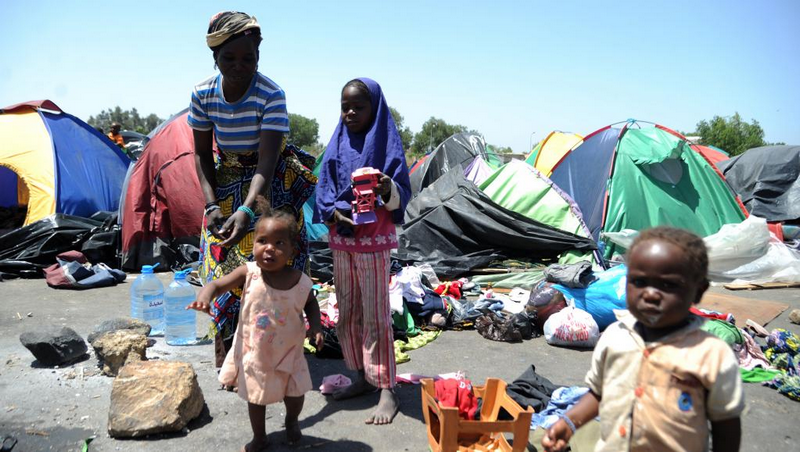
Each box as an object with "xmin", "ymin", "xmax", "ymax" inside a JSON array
[{"xmin": 1, "ymin": 274, "xmax": 798, "ymax": 452}]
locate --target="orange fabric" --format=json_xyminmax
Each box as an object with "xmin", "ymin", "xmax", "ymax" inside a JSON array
[{"xmin": 108, "ymin": 132, "xmax": 124, "ymax": 147}]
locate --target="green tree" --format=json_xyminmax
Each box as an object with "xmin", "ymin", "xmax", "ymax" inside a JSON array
[
  {"xmin": 288, "ymin": 113, "xmax": 320, "ymax": 150},
  {"xmin": 694, "ymin": 113, "xmax": 766, "ymax": 156},
  {"xmin": 410, "ymin": 117, "xmax": 478, "ymax": 158},
  {"xmin": 87, "ymin": 106, "xmax": 162, "ymax": 135},
  {"xmin": 489, "ymin": 145, "xmax": 514, "ymax": 154},
  {"xmin": 389, "ymin": 107, "xmax": 413, "ymax": 151}
]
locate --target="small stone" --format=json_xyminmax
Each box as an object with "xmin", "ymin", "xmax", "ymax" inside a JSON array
[
  {"xmin": 108, "ymin": 361, "xmax": 205, "ymax": 438},
  {"xmin": 88, "ymin": 318, "xmax": 151, "ymax": 344},
  {"xmin": 91, "ymin": 330, "xmax": 147, "ymax": 377},
  {"xmin": 19, "ymin": 326, "xmax": 88, "ymax": 366},
  {"xmin": 789, "ymin": 309, "xmax": 800, "ymax": 325}
]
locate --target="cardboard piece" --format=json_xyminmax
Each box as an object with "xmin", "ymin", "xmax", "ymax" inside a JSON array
[{"xmin": 700, "ymin": 292, "xmax": 789, "ymax": 327}]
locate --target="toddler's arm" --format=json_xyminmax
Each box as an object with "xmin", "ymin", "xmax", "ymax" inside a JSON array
[
  {"xmin": 186, "ymin": 265, "xmax": 248, "ymax": 315},
  {"xmin": 542, "ymin": 390, "xmax": 601, "ymax": 452},
  {"xmin": 304, "ymin": 292, "xmax": 324, "ymax": 350},
  {"xmin": 711, "ymin": 417, "xmax": 741, "ymax": 452}
]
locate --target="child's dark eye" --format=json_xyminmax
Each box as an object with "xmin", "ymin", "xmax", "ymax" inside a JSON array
[{"xmin": 630, "ymin": 278, "xmax": 646, "ymax": 288}]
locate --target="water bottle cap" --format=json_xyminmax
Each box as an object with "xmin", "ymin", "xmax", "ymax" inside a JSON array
[
  {"xmin": 141, "ymin": 263, "xmax": 160, "ymax": 274},
  {"xmin": 174, "ymin": 269, "xmax": 190, "ymax": 280}
]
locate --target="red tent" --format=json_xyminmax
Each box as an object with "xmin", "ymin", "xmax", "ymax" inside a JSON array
[{"xmin": 120, "ymin": 110, "xmax": 205, "ymax": 271}]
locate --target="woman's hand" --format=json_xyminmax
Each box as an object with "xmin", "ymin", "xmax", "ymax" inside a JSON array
[
  {"xmin": 186, "ymin": 300, "xmax": 211, "ymax": 316},
  {"xmin": 218, "ymin": 210, "xmax": 251, "ymax": 247},
  {"xmin": 206, "ymin": 209, "xmax": 227, "ymax": 240}
]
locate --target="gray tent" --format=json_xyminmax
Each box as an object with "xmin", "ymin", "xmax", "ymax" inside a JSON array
[{"xmin": 718, "ymin": 145, "xmax": 800, "ymax": 222}]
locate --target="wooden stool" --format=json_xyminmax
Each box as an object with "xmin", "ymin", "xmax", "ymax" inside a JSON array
[{"xmin": 421, "ymin": 378, "xmax": 534, "ymax": 451}]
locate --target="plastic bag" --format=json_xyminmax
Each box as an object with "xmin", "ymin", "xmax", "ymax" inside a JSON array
[
  {"xmin": 553, "ymin": 265, "xmax": 627, "ymax": 330},
  {"xmin": 543, "ymin": 306, "xmax": 599, "ymax": 348},
  {"xmin": 705, "ymin": 216, "xmax": 771, "ymax": 278}
]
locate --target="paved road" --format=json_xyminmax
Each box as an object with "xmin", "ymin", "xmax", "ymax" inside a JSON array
[{"xmin": 0, "ymin": 274, "xmax": 798, "ymax": 451}]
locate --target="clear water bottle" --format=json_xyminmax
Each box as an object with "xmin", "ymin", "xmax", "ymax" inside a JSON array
[
  {"xmin": 130, "ymin": 263, "xmax": 165, "ymax": 336},
  {"xmin": 165, "ymin": 269, "xmax": 197, "ymax": 346}
]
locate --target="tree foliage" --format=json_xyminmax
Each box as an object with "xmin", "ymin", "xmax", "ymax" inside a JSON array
[
  {"xmin": 695, "ymin": 113, "xmax": 766, "ymax": 156},
  {"xmin": 87, "ymin": 106, "xmax": 162, "ymax": 135},
  {"xmin": 489, "ymin": 145, "xmax": 514, "ymax": 154},
  {"xmin": 389, "ymin": 107, "xmax": 413, "ymax": 152},
  {"xmin": 409, "ymin": 117, "xmax": 478, "ymax": 158},
  {"xmin": 288, "ymin": 113, "xmax": 320, "ymax": 151}
]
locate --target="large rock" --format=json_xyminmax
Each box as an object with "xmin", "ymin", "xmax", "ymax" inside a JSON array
[
  {"xmin": 19, "ymin": 326, "xmax": 88, "ymax": 366},
  {"xmin": 108, "ymin": 361, "xmax": 205, "ymax": 438},
  {"xmin": 789, "ymin": 309, "xmax": 800, "ymax": 325},
  {"xmin": 88, "ymin": 317, "xmax": 151, "ymax": 344},
  {"xmin": 91, "ymin": 330, "xmax": 147, "ymax": 376}
]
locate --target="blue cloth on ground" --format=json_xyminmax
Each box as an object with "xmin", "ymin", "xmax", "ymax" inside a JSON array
[
  {"xmin": 553, "ymin": 264, "xmax": 627, "ymax": 330},
  {"xmin": 530, "ymin": 386, "xmax": 590, "ymax": 429}
]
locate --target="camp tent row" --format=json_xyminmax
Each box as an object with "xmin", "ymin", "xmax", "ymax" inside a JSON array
[{"xmin": 0, "ymin": 101, "xmax": 791, "ymax": 280}]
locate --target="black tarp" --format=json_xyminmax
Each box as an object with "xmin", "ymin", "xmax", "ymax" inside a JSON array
[
  {"xmin": 409, "ymin": 133, "xmax": 495, "ymax": 196},
  {"xmin": 395, "ymin": 169, "xmax": 597, "ymax": 278},
  {"xmin": 718, "ymin": 145, "xmax": 800, "ymax": 222},
  {"xmin": 0, "ymin": 213, "xmax": 119, "ymax": 278}
]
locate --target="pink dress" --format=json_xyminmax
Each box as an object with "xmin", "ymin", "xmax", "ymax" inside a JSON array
[{"xmin": 219, "ymin": 262, "xmax": 313, "ymax": 405}]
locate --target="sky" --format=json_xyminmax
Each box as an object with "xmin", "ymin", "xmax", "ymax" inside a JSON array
[{"xmin": 2, "ymin": 1, "xmax": 798, "ymax": 153}]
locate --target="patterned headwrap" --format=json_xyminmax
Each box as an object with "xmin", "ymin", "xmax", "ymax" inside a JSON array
[{"xmin": 206, "ymin": 11, "xmax": 260, "ymax": 49}]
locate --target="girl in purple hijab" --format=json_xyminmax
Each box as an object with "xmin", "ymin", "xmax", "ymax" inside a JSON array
[{"xmin": 314, "ymin": 78, "xmax": 410, "ymax": 425}]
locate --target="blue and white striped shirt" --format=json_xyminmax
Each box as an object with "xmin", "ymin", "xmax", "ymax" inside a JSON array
[{"xmin": 188, "ymin": 72, "xmax": 289, "ymax": 153}]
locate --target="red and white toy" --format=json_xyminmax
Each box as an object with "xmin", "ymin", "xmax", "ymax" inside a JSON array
[{"xmin": 350, "ymin": 167, "xmax": 382, "ymax": 225}]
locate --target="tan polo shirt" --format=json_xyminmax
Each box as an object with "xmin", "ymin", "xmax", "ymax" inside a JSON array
[{"xmin": 585, "ymin": 313, "xmax": 744, "ymax": 452}]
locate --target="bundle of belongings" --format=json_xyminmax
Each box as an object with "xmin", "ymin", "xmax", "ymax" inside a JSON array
[{"xmin": 44, "ymin": 251, "xmax": 126, "ymax": 290}]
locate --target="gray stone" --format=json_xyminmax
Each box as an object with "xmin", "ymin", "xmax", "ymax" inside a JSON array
[
  {"xmin": 108, "ymin": 361, "xmax": 205, "ymax": 438},
  {"xmin": 91, "ymin": 330, "xmax": 147, "ymax": 376},
  {"xmin": 789, "ymin": 309, "xmax": 800, "ymax": 325},
  {"xmin": 19, "ymin": 326, "xmax": 88, "ymax": 366},
  {"xmin": 87, "ymin": 317, "xmax": 151, "ymax": 344}
]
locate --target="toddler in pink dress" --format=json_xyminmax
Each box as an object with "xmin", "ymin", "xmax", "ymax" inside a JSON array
[{"xmin": 189, "ymin": 200, "xmax": 323, "ymax": 451}]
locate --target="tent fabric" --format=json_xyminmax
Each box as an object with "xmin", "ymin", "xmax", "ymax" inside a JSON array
[
  {"xmin": 408, "ymin": 133, "xmax": 502, "ymax": 196},
  {"xmin": 120, "ymin": 110, "xmax": 205, "ymax": 271},
  {"xmin": 0, "ymin": 101, "xmax": 130, "ymax": 226},
  {"xmin": 718, "ymin": 145, "xmax": 800, "ymax": 222},
  {"xmin": 396, "ymin": 169, "xmax": 597, "ymax": 279},
  {"xmin": 550, "ymin": 122, "xmax": 745, "ymax": 259},
  {"xmin": 549, "ymin": 127, "xmax": 618, "ymax": 240},
  {"xmin": 478, "ymin": 160, "xmax": 601, "ymax": 266},
  {"xmin": 463, "ymin": 155, "xmax": 493, "ymax": 186},
  {"xmin": 525, "ymin": 131, "xmax": 584, "ymax": 176}
]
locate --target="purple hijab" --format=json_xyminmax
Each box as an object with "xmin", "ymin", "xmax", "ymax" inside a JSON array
[{"xmin": 313, "ymin": 78, "xmax": 411, "ymax": 225}]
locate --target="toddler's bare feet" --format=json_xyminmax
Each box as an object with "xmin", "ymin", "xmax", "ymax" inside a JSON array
[
  {"xmin": 286, "ymin": 419, "xmax": 302, "ymax": 445},
  {"xmin": 243, "ymin": 436, "xmax": 269, "ymax": 452}
]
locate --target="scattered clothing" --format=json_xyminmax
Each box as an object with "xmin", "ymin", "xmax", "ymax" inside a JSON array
[
  {"xmin": 544, "ymin": 261, "xmax": 595, "ymax": 288},
  {"xmin": 740, "ymin": 367, "xmax": 782, "ymax": 383},
  {"xmin": 396, "ymin": 371, "xmax": 465, "ymax": 385},
  {"xmin": 319, "ymin": 374, "xmax": 352, "ymax": 395},
  {"xmin": 394, "ymin": 330, "xmax": 440, "ymax": 364},
  {"xmin": 434, "ymin": 378, "xmax": 479, "ymax": 420},
  {"xmin": 44, "ymin": 251, "xmax": 126, "ymax": 290},
  {"xmin": 505, "ymin": 364, "xmax": 559, "ymax": 413},
  {"xmin": 690, "ymin": 307, "xmax": 735, "ymax": 324},
  {"xmin": 530, "ymin": 386, "xmax": 590, "ymax": 429},
  {"xmin": 476, "ymin": 312, "xmax": 523, "ymax": 342},
  {"xmin": 435, "ymin": 280, "xmax": 462, "ymax": 299},
  {"xmin": 406, "ymin": 288, "xmax": 448, "ymax": 320},
  {"xmin": 700, "ymin": 319, "xmax": 743, "ymax": 347},
  {"xmin": 735, "ymin": 329, "xmax": 771, "ymax": 371},
  {"xmin": 764, "ymin": 328, "xmax": 799, "ymax": 374},
  {"xmin": 765, "ymin": 373, "xmax": 800, "ymax": 401}
]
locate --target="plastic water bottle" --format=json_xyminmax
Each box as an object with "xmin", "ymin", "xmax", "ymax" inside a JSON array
[
  {"xmin": 130, "ymin": 264, "xmax": 165, "ymax": 336},
  {"xmin": 164, "ymin": 269, "xmax": 197, "ymax": 345}
]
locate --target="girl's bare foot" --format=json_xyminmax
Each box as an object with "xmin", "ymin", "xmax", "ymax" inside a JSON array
[{"xmin": 365, "ymin": 389, "xmax": 399, "ymax": 425}]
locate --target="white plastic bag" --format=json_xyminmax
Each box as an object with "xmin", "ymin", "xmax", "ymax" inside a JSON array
[
  {"xmin": 543, "ymin": 306, "xmax": 600, "ymax": 348},
  {"xmin": 705, "ymin": 216, "xmax": 771, "ymax": 278}
]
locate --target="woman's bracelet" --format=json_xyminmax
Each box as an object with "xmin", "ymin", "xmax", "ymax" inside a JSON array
[
  {"xmin": 204, "ymin": 200, "xmax": 219, "ymax": 210},
  {"xmin": 204, "ymin": 204, "xmax": 220, "ymax": 216},
  {"xmin": 559, "ymin": 413, "xmax": 577, "ymax": 434},
  {"xmin": 237, "ymin": 205, "xmax": 256, "ymax": 223}
]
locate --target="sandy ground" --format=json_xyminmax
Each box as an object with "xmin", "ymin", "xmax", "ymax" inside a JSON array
[{"xmin": 0, "ymin": 273, "xmax": 798, "ymax": 452}]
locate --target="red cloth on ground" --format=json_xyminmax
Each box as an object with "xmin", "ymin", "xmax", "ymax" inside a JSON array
[
  {"xmin": 690, "ymin": 307, "xmax": 732, "ymax": 322},
  {"xmin": 434, "ymin": 378, "xmax": 479, "ymax": 420},
  {"xmin": 435, "ymin": 281, "xmax": 462, "ymax": 299}
]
